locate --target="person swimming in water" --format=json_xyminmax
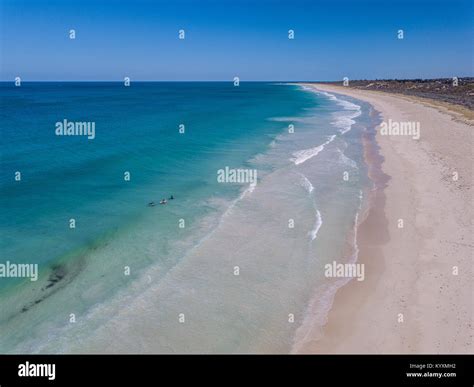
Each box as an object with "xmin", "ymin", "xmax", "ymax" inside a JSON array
[{"xmin": 150, "ymin": 196, "xmax": 173, "ymax": 206}]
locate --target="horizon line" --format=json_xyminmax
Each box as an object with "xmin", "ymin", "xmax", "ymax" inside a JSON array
[{"xmin": 1, "ymin": 76, "xmax": 473, "ymax": 83}]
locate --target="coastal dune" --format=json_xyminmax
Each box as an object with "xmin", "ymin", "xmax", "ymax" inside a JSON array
[{"xmin": 298, "ymin": 84, "xmax": 473, "ymax": 354}]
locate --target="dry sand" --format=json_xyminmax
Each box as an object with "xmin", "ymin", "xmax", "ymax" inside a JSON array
[{"xmin": 298, "ymin": 84, "xmax": 473, "ymax": 354}]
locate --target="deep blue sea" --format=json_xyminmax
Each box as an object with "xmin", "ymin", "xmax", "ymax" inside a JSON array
[{"xmin": 0, "ymin": 82, "xmax": 378, "ymax": 353}]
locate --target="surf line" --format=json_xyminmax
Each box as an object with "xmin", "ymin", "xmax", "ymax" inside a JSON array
[{"xmin": 291, "ymin": 135, "xmax": 336, "ymax": 165}]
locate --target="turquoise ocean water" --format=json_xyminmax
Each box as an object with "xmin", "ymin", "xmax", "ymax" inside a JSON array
[{"xmin": 0, "ymin": 82, "xmax": 379, "ymax": 353}]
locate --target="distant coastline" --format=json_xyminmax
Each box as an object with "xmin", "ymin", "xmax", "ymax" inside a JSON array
[{"xmin": 308, "ymin": 78, "xmax": 474, "ymax": 118}]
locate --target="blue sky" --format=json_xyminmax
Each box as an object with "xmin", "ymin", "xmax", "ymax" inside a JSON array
[{"xmin": 1, "ymin": 0, "xmax": 472, "ymax": 81}]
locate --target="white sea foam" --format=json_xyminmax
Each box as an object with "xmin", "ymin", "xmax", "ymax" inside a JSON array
[
  {"xmin": 337, "ymin": 99, "xmax": 361, "ymax": 111},
  {"xmin": 300, "ymin": 86, "xmax": 337, "ymax": 101},
  {"xmin": 299, "ymin": 174, "xmax": 314, "ymax": 194},
  {"xmin": 299, "ymin": 86, "xmax": 362, "ymax": 134},
  {"xmin": 269, "ymin": 116, "xmax": 319, "ymax": 125},
  {"xmin": 269, "ymin": 116, "xmax": 305, "ymax": 123},
  {"xmin": 351, "ymin": 212, "xmax": 360, "ymax": 260},
  {"xmin": 337, "ymin": 148, "xmax": 358, "ymax": 169},
  {"xmin": 242, "ymin": 180, "xmax": 257, "ymax": 197},
  {"xmin": 290, "ymin": 135, "xmax": 336, "ymax": 165},
  {"xmin": 332, "ymin": 98, "xmax": 361, "ymax": 134},
  {"xmin": 332, "ymin": 109, "xmax": 361, "ymax": 134},
  {"xmin": 221, "ymin": 180, "xmax": 257, "ymax": 218},
  {"xmin": 309, "ymin": 210, "xmax": 322, "ymax": 241},
  {"xmin": 317, "ymin": 90, "xmax": 338, "ymax": 101},
  {"xmin": 290, "ymin": 279, "xmax": 348, "ymax": 353},
  {"xmin": 302, "ymin": 87, "xmax": 358, "ymax": 111}
]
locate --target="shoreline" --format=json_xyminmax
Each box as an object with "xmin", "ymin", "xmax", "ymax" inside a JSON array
[{"xmin": 297, "ymin": 84, "xmax": 472, "ymax": 354}]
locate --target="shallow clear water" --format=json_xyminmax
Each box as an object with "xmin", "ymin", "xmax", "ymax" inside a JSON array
[{"xmin": 0, "ymin": 82, "xmax": 378, "ymax": 353}]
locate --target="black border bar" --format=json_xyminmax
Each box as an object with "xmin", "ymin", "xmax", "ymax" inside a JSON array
[{"xmin": 0, "ymin": 354, "xmax": 472, "ymax": 386}]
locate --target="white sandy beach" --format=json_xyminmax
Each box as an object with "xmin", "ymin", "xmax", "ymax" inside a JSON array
[{"xmin": 298, "ymin": 84, "xmax": 473, "ymax": 354}]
